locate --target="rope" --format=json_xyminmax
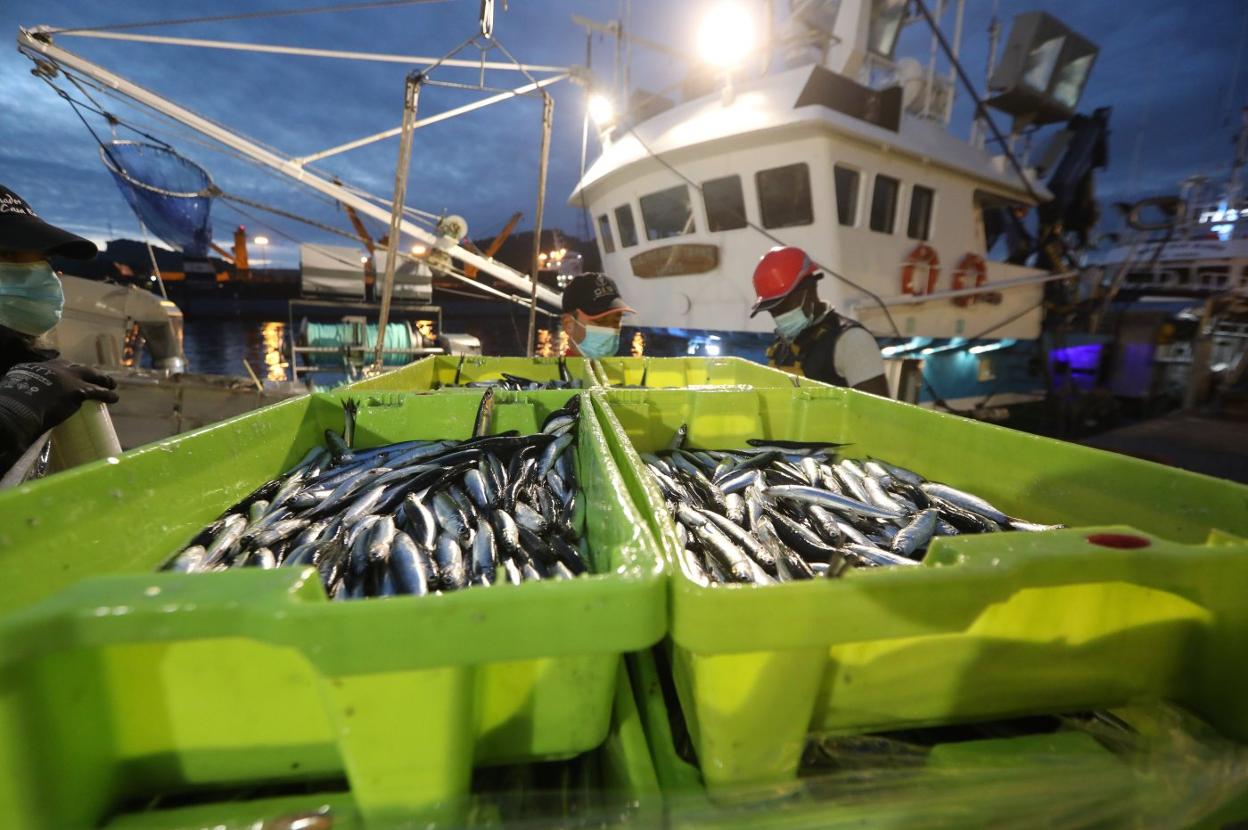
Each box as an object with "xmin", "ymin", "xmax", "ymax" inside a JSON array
[{"xmin": 48, "ymin": 0, "xmax": 455, "ymax": 35}]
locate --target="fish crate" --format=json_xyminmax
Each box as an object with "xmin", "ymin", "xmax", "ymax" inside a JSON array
[
  {"xmin": 347, "ymin": 355, "xmax": 598, "ymax": 392},
  {"xmin": 591, "ymin": 386, "xmax": 1248, "ymax": 792},
  {"xmin": 0, "ymin": 390, "xmax": 665, "ymax": 829},
  {"xmin": 626, "ymin": 647, "xmax": 1248, "ymax": 829},
  {"xmin": 592, "ymin": 357, "xmax": 824, "ymax": 390},
  {"xmin": 100, "ymin": 662, "xmax": 663, "ymax": 830}
]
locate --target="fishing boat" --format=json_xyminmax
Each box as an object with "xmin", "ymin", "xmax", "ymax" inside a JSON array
[
  {"xmin": 1077, "ymin": 113, "xmax": 1248, "ymax": 410},
  {"xmin": 570, "ymin": 1, "xmax": 1109, "ymax": 411}
]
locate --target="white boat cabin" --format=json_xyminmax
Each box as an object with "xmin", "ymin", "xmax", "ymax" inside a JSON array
[{"xmin": 569, "ymin": 2, "xmax": 1073, "ymax": 342}]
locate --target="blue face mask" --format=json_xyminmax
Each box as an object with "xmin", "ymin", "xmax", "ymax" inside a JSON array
[
  {"xmin": 577, "ymin": 324, "xmax": 619, "ymax": 358},
  {"xmin": 0, "ymin": 261, "xmax": 64, "ymax": 336},
  {"xmin": 772, "ymin": 306, "xmax": 810, "ymax": 342}
]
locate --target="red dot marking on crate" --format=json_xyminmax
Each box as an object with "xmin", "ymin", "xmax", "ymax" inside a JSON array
[{"xmin": 1085, "ymin": 533, "xmax": 1150, "ymax": 549}]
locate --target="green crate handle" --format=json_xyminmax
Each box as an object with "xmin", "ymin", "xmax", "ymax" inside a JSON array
[{"xmin": 0, "ymin": 564, "xmax": 666, "ymax": 676}]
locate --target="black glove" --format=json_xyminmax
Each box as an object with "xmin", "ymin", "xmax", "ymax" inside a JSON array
[{"xmin": 0, "ymin": 360, "xmax": 120, "ymax": 452}]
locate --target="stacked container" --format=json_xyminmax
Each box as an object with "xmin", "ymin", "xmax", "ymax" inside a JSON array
[{"xmin": 2, "ymin": 356, "xmax": 1248, "ymax": 828}]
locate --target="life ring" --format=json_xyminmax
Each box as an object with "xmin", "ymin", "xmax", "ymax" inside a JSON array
[
  {"xmin": 951, "ymin": 253, "xmax": 987, "ymax": 307},
  {"xmin": 900, "ymin": 243, "xmax": 940, "ymax": 296}
]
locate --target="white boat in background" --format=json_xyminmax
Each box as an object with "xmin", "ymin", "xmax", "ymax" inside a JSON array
[
  {"xmin": 51, "ymin": 274, "xmax": 304, "ymax": 449},
  {"xmin": 571, "ymin": 0, "xmax": 1108, "ymax": 408}
]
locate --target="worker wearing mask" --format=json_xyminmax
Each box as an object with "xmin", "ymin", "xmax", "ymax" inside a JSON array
[
  {"xmin": 0, "ymin": 185, "xmax": 118, "ymax": 475},
  {"xmin": 752, "ymin": 246, "xmax": 889, "ymax": 396},
  {"xmin": 559, "ymin": 273, "xmax": 634, "ymax": 358}
]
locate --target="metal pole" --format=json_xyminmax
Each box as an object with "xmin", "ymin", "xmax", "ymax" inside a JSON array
[
  {"xmin": 59, "ymin": 30, "xmax": 571, "ymax": 73},
  {"xmin": 945, "ymin": 0, "xmax": 966, "ymax": 123},
  {"xmin": 922, "ymin": 0, "xmax": 941, "ymax": 120},
  {"xmin": 295, "ymin": 72, "xmax": 567, "ymax": 166},
  {"xmin": 974, "ymin": 5, "xmax": 1001, "ymax": 146},
  {"xmin": 527, "ymin": 92, "xmax": 554, "ymax": 357},
  {"xmin": 136, "ymin": 217, "xmax": 168, "ymax": 299},
  {"xmin": 374, "ymin": 71, "xmax": 422, "ymax": 371}
]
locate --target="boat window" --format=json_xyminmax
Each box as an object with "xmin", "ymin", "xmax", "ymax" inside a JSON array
[
  {"xmin": 834, "ymin": 166, "xmax": 860, "ymax": 226},
  {"xmin": 907, "ymin": 185, "xmax": 935, "ymax": 240},
  {"xmin": 870, "ymin": 174, "xmax": 899, "ymax": 234},
  {"xmin": 614, "ymin": 204, "xmax": 639, "ymax": 248},
  {"xmin": 640, "ymin": 185, "xmax": 696, "ymax": 240},
  {"xmin": 756, "ymin": 163, "xmax": 813, "ymax": 229},
  {"xmin": 702, "ymin": 175, "xmax": 747, "ymax": 231},
  {"xmin": 597, "ymin": 214, "xmax": 615, "ymax": 254}
]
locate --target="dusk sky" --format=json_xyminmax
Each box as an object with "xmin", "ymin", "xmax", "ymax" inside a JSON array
[{"xmin": 2, "ymin": 0, "xmax": 1246, "ymax": 267}]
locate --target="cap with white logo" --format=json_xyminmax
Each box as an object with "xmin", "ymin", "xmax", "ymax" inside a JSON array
[
  {"xmin": 0, "ymin": 185, "xmax": 97, "ymax": 260},
  {"xmin": 560, "ymin": 273, "xmax": 635, "ymax": 319}
]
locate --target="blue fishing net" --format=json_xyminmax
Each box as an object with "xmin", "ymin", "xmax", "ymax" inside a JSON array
[{"xmin": 101, "ymin": 141, "xmax": 214, "ymax": 257}]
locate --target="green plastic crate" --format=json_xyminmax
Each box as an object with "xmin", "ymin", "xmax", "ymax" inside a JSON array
[
  {"xmin": 592, "ymin": 356, "xmax": 822, "ymax": 390},
  {"xmin": 102, "ymin": 659, "xmax": 663, "ymax": 830},
  {"xmin": 627, "ymin": 648, "xmax": 1244, "ymax": 829},
  {"xmin": 592, "ymin": 386, "xmax": 1248, "ymax": 791},
  {"xmin": 0, "ymin": 391, "xmax": 665, "ymax": 828},
  {"xmin": 347, "ymin": 355, "xmax": 598, "ymax": 392}
]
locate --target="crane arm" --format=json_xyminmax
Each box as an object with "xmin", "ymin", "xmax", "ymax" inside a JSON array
[
  {"xmin": 464, "ymin": 211, "xmax": 522, "ymax": 278},
  {"xmin": 340, "ymin": 202, "xmax": 376, "ymax": 255},
  {"xmin": 17, "ymin": 28, "xmax": 562, "ymax": 309}
]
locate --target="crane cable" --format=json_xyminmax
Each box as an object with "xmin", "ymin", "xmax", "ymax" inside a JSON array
[{"xmin": 46, "ymin": 0, "xmax": 455, "ymax": 36}]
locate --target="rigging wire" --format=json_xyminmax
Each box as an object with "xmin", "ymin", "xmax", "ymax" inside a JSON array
[
  {"xmin": 216, "ymin": 199, "xmax": 364, "ymax": 270},
  {"xmin": 47, "ymin": 0, "xmax": 456, "ymax": 35}
]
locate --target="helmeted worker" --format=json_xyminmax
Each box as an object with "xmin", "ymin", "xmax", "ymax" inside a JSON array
[
  {"xmin": 751, "ymin": 246, "xmax": 889, "ymax": 396},
  {"xmin": 560, "ymin": 273, "xmax": 635, "ymax": 358},
  {"xmin": 0, "ymin": 185, "xmax": 118, "ymax": 474}
]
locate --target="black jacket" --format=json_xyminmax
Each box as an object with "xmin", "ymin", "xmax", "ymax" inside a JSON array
[
  {"xmin": 0, "ymin": 328, "xmax": 57, "ymax": 472},
  {"xmin": 766, "ymin": 308, "xmax": 866, "ymax": 387}
]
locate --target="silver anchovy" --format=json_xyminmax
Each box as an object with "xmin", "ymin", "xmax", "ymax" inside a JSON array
[
  {"xmin": 764, "ymin": 485, "xmax": 904, "ymax": 520},
  {"xmin": 892, "ymin": 509, "xmax": 938, "ymax": 558},
  {"xmin": 921, "ymin": 483, "xmax": 1008, "ymax": 525}
]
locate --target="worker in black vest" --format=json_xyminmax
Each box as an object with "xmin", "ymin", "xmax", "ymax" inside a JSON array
[
  {"xmin": 0, "ymin": 185, "xmax": 117, "ymax": 475},
  {"xmin": 751, "ymin": 246, "xmax": 889, "ymax": 396}
]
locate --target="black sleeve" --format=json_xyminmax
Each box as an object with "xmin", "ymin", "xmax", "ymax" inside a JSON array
[
  {"xmin": 0, "ymin": 394, "xmax": 43, "ymax": 475},
  {"xmin": 798, "ymin": 329, "xmax": 840, "ymax": 384}
]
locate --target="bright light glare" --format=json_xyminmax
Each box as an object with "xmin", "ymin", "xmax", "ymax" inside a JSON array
[
  {"xmin": 705, "ymin": 343, "xmax": 721, "ymax": 356},
  {"xmin": 253, "ymin": 235, "xmax": 269, "ymax": 246},
  {"xmin": 587, "ymin": 93, "xmax": 614, "ymax": 127},
  {"xmin": 697, "ymin": 2, "xmax": 755, "ymax": 70},
  {"xmin": 411, "ymin": 244, "xmax": 427, "ymax": 255},
  {"xmin": 360, "ymin": 255, "xmax": 369, "ymax": 263}
]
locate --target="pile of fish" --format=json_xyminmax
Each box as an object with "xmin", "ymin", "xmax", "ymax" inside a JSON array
[
  {"xmin": 165, "ymin": 393, "xmax": 589, "ymax": 599},
  {"xmin": 643, "ymin": 429, "xmax": 1063, "ymax": 585},
  {"xmin": 434, "ymin": 356, "xmax": 584, "ymax": 390}
]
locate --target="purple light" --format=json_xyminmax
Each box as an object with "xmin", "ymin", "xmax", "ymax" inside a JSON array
[{"xmin": 1049, "ymin": 343, "xmax": 1103, "ymax": 373}]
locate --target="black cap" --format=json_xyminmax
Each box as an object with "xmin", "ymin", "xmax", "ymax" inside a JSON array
[
  {"xmin": 560, "ymin": 273, "xmax": 635, "ymax": 318},
  {"xmin": 0, "ymin": 185, "xmax": 97, "ymax": 260}
]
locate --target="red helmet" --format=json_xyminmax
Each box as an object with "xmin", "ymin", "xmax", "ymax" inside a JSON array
[{"xmin": 750, "ymin": 246, "xmax": 820, "ymax": 316}]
